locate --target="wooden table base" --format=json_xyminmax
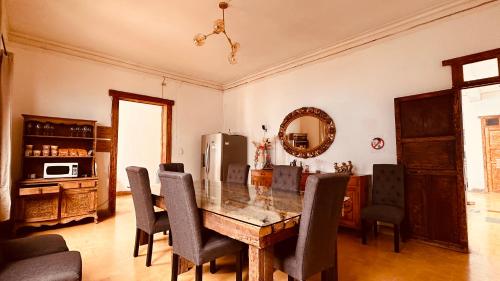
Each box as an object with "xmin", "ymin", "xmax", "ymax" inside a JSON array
[{"xmin": 249, "ymin": 245, "xmax": 274, "ymax": 281}]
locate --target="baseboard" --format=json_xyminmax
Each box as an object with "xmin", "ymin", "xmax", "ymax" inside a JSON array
[{"xmin": 116, "ymin": 191, "xmax": 131, "ymax": 196}]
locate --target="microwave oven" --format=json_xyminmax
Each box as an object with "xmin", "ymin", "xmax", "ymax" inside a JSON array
[{"xmin": 43, "ymin": 163, "xmax": 78, "ymax": 179}]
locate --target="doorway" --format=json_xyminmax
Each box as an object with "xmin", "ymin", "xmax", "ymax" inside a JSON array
[
  {"xmin": 108, "ymin": 90, "xmax": 174, "ymax": 214},
  {"xmin": 116, "ymin": 100, "xmax": 162, "ymax": 194}
]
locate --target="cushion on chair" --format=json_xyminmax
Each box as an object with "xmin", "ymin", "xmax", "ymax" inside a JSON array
[
  {"xmin": 361, "ymin": 205, "xmax": 404, "ymax": 224},
  {"xmin": 0, "ymin": 251, "xmax": 82, "ymax": 281},
  {"xmin": 153, "ymin": 211, "xmax": 170, "ymax": 233},
  {"xmin": 198, "ymin": 230, "xmax": 245, "ymax": 264},
  {"xmin": 0, "ymin": 234, "xmax": 69, "ymax": 263}
]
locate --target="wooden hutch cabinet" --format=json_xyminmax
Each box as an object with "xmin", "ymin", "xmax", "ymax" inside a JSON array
[
  {"xmin": 251, "ymin": 169, "xmax": 369, "ymax": 230},
  {"xmin": 15, "ymin": 115, "xmax": 98, "ymax": 232}
]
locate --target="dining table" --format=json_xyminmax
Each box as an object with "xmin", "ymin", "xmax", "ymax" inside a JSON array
[{"xmin": 149, "ymin": 180, "xmax": 304, "ymax": 281}]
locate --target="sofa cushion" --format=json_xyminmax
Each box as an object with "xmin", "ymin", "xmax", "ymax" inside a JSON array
[
  {"xmin": 0, "ymin": 235, "xmax": 69, "ymax": 263},
  {"xmin": 0, "ymin": 251, "xmax": 82, "ymax": 281}
]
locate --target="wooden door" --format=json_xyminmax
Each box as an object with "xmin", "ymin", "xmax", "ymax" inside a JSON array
[
  {"xmin": 395, "ymin": 89, "xmax": 468, "ymax": 251},
  {"xmin": 481, "ymin": 116, "xmax": 500, "ymax": 192}
]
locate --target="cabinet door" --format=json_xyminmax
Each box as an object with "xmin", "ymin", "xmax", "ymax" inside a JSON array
[
  {"xmin": 17, "ymin": 194, "xmax": 59, "ymax": 222},
  {"xmin": 340, "ymin": 189, "xmax": 356, "ymax": 228},
  {"xmin": 61, "ymin": 188, "xmax": 97, "ymax": 218}
]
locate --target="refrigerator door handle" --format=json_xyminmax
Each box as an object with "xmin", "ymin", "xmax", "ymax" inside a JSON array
[{"xmin": 205, "ymin": 143, "xmax": 210, "ymax": 174}]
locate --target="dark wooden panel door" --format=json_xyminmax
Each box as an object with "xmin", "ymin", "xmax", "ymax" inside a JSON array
[
  {"xmin": 395, "ymin": 89, "xmax": 468, "ymax": 251},
  {"xmin": 481, "ymin": 116, "xmax": 500, "ymax": 192}
]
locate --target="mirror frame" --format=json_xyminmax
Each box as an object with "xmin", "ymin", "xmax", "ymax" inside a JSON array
[{"xmin": 278, "ymin": 107, "xmax": 336, "ymax": 159}]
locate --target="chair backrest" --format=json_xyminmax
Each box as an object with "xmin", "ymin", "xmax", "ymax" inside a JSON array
[
  {"xmin": 158, "ymin": 171, "xmax": 203, "ymax": 263},
  {"xmin": 126, "ymin": 166, "xmax": 156, "ymax": 233},
  {"xmin": 159, "ymin": 163, "xmax": 185, "ymax": 173},
  {"xmin": 372, "ymin": 164, "xmax": 405, "ymax": 208},
  {"xmin": 271, "ymin": 165, "xmax": 302, "ymax": 192},
  {"xmin": 226, "ymin": 163, "xmax": 250, "ymax": 184},
  {"xmin": 295, "ymin": 174, "xmax": 349, "ymax": 280}
]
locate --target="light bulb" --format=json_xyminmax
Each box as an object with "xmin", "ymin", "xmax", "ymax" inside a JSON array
[
  {"xmin": 213, "ymin": 19, "xmax": 225, "ymax": 34},
  {"xmin": 193, "ymin": 33, "xmax": 206, "ymax": 46},
  {"xmin": 228, "ymin": 52, "xmax": 237, "ymax": 64}
]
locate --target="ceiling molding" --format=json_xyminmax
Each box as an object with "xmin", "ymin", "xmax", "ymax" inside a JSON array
[
  {"xmin": 222, "ymin": 0, "xmax": 499, "ymax": 91},
  {"xmin": 8, "ymin": 31, "xmax": 224, "ymax": 91},
  {"xmin": 8, "ymin": 0, "xmax": 498, "ymax": 92}
]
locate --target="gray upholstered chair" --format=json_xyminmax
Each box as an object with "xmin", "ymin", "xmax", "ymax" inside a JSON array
[
  {"xmin": 126, "ymin": 166, "xmax": 171, "ymax": 267},
  {"xmin": 159, "ymin": 163, "xmax": 185, "ymax": 173},
  {"xmin": 226, "ymin": 163, "xmax": 250, "ymax": 184},
  {"xmin": 273, "ymin": 174, "xmax": 349, "ymax": 281},
  {"xmin": 271, "ymin": 165, "xmax": 303, "ymax": 192},
  {"xmin": 361, "ymin": 164, "xmax": 405, "ymax": 252},
  {"xmin": 0, "ymin": 234, "xmax": 82, "ymax": 281},
  {"xmin": 158, "ymin": 171, "xmax": 245, "ymax": 281}
]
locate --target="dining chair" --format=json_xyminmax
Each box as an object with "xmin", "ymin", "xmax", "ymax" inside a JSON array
[
  {"xmin": 273, "ymin": 174, "xmax": 349, "ymax": 281},
  {"xmin": 158, "ymin": 171, "xmax": 245, "ymax": 281},
  {"xmin": 271, "ymin": 165, "xmax": 303, "ymax": 192},
  {"xmin": 226, "ymin": 163, "xmax": 250, "ymax": 184},
  {"xmin": 159, "ymin": 162, "xmax": 185, "ymax": 173},
  {"xmin": 126, "ymin": 166, "xmax": 171, "ymax": 267},
  {"xmin": 361, "ymin": 164, "xmax": 405, "ymax": 252}
]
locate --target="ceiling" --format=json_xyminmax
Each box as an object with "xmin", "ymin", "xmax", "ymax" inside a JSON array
[{"xmin": 7, "ymin": 0, "xmax": 481, "ymax": 87}]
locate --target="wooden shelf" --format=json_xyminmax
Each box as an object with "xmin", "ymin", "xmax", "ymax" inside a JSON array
[
  {"xmin": 24, "ymin": 135, "xmax": 94, "ymax": 140},
  {"xmin": 20, "ymin": 177, "xmax": 99, "ymax": 185},
  {"xmin": 24, "ymin": 156, "xmax": 94, "ymax": 159}
]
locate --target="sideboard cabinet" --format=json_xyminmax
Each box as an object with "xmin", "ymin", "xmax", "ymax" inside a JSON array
[
  {"xmin": 15, "ymin": 115, "xmax": 98, "ymax": 232},
  {"xmin": 251, "ymin": 169, "xmax": 369, "ymax": 230}
]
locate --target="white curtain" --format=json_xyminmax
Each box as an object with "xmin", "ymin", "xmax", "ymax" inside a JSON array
[{"xmin": 0, "ymin": 52, "xmax": 13, "ymax": 222}]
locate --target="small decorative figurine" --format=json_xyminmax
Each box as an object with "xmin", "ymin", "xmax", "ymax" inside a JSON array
[
  {"xmin": 290, "ymin": 159, "xmax": 297, "ymax": 167},
  {"xmin": 334, "ymin": 161, "xmax": 353, "ymax": 175}
]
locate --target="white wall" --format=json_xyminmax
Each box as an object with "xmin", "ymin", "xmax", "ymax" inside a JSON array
[
  {"xmin": 462, "ymin": 88, "xmax": 500, "ymax": 191},
  {"xmin": 10, "ymin": 44, "xmax": 223, "ymax": 211},
  {"xmin": 223, "ymin": 4, "xmax": 500, "ymax": 175},
  {"xmin": 116, "ymin": 101, "xmax": 162, "ymax": 192}
]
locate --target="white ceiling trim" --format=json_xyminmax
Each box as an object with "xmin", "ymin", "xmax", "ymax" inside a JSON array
[
  {"xmin": 8, "ymin": 0, "xmax": 498, "ymax": 92},
  {"xmin": 222, "ymin": 0, "xmax": 498, "ymax": 90},
  {"xmin": 8, "ymin": 31, "xmax": 223, "ymax": 91}
]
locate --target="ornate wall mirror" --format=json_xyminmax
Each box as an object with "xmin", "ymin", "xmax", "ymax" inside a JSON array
[{"xmin": 278, "ymin": 107, "xmax": 336, "ymax": 158}]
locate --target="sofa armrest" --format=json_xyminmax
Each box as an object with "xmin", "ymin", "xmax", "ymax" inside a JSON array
[{"xmin": 0, "ymin": 234, "xmax": 69, "ymax": 262}]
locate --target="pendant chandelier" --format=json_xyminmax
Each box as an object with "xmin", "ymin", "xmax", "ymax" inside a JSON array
[{"xmin": 193, "ymin": 1, "xmax": 240, "ymax": 64}]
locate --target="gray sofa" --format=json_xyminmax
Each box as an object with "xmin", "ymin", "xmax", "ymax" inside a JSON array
[{"xmin": 0, "ymin": 234, "xmax": 82, "ymax": 281}]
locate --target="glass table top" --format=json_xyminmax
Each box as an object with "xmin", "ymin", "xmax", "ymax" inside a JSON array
[{"xmin": 153, "ymin": 180, "xmax": 304, "ymax": 227}]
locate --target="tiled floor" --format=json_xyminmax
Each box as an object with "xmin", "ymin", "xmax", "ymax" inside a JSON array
[{"xmin": 21, "ymin": 193, "xmax": 500, "ymax": 281}]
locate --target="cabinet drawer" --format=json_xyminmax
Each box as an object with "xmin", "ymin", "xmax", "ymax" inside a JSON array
[
  {"xmin": 80, "ymin": 180, "xmax": 97, "ymax": 188},
  {"xmin": 60, "ymin": 181, "xmax": 81, "ymax": 189},
  {"xmin": 348, "ymin": 176, "xmax": 359, "ymax": 187},
  {"xmin": 19, "ymin": 185, "xmax": 60, "ymax": 196}
]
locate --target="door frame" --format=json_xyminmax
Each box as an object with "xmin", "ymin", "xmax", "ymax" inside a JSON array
[
  {"xmin": 481, "ymin": 115, "xmax": 500, "ymax": 192},
  {"xmin": 108, "ymin": 90, "xmax": 174, "ymax": 214}
]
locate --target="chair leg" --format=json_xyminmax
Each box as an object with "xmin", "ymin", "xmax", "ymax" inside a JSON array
[
  {"xmin": 321, "ymin": 267, "xmax": 337, "ymax": 281},
  {"xmin": 133, "ymin": 228, "xmax": 140, "ymax": 257},
  {"xmin": 171, "ymin": 253, "xmax": 179, "ymax": 281},
  {"xmin": 210, "ymin": 259, "xmax": 217, "ymax": 273},
  {"xmin": 288, "ymin": 276, "xmax": 295, "ymax": 281},
  {"xmin": 361, "ymin": 219, "xmax": 367, "ymax": 245},
  {"xmin": 146, "ymin": 234, "xmax": 154, "ymax": 267},
  {"xmin": 236, "ymin": 251, "xmax": 243, "ymax": 281},
  {"xmin": 163, "ymin": 230, "xmax": 167, "ymax": 235},
  {"xmin": 394, "ymin": 224, "xmax": 400, "ymax": 253},
  {"xmin": 168, "ymin": 230, "xmax": 173, "ymax": 246},
  {"xmin": 195, "ymin": 265, "xmax": 203, "ymax": 281}
]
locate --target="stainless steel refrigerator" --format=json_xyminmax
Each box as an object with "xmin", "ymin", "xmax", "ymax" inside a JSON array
[{"xmin": 201, "ymin": 133, "xmax": 247, "ymax": 182}]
